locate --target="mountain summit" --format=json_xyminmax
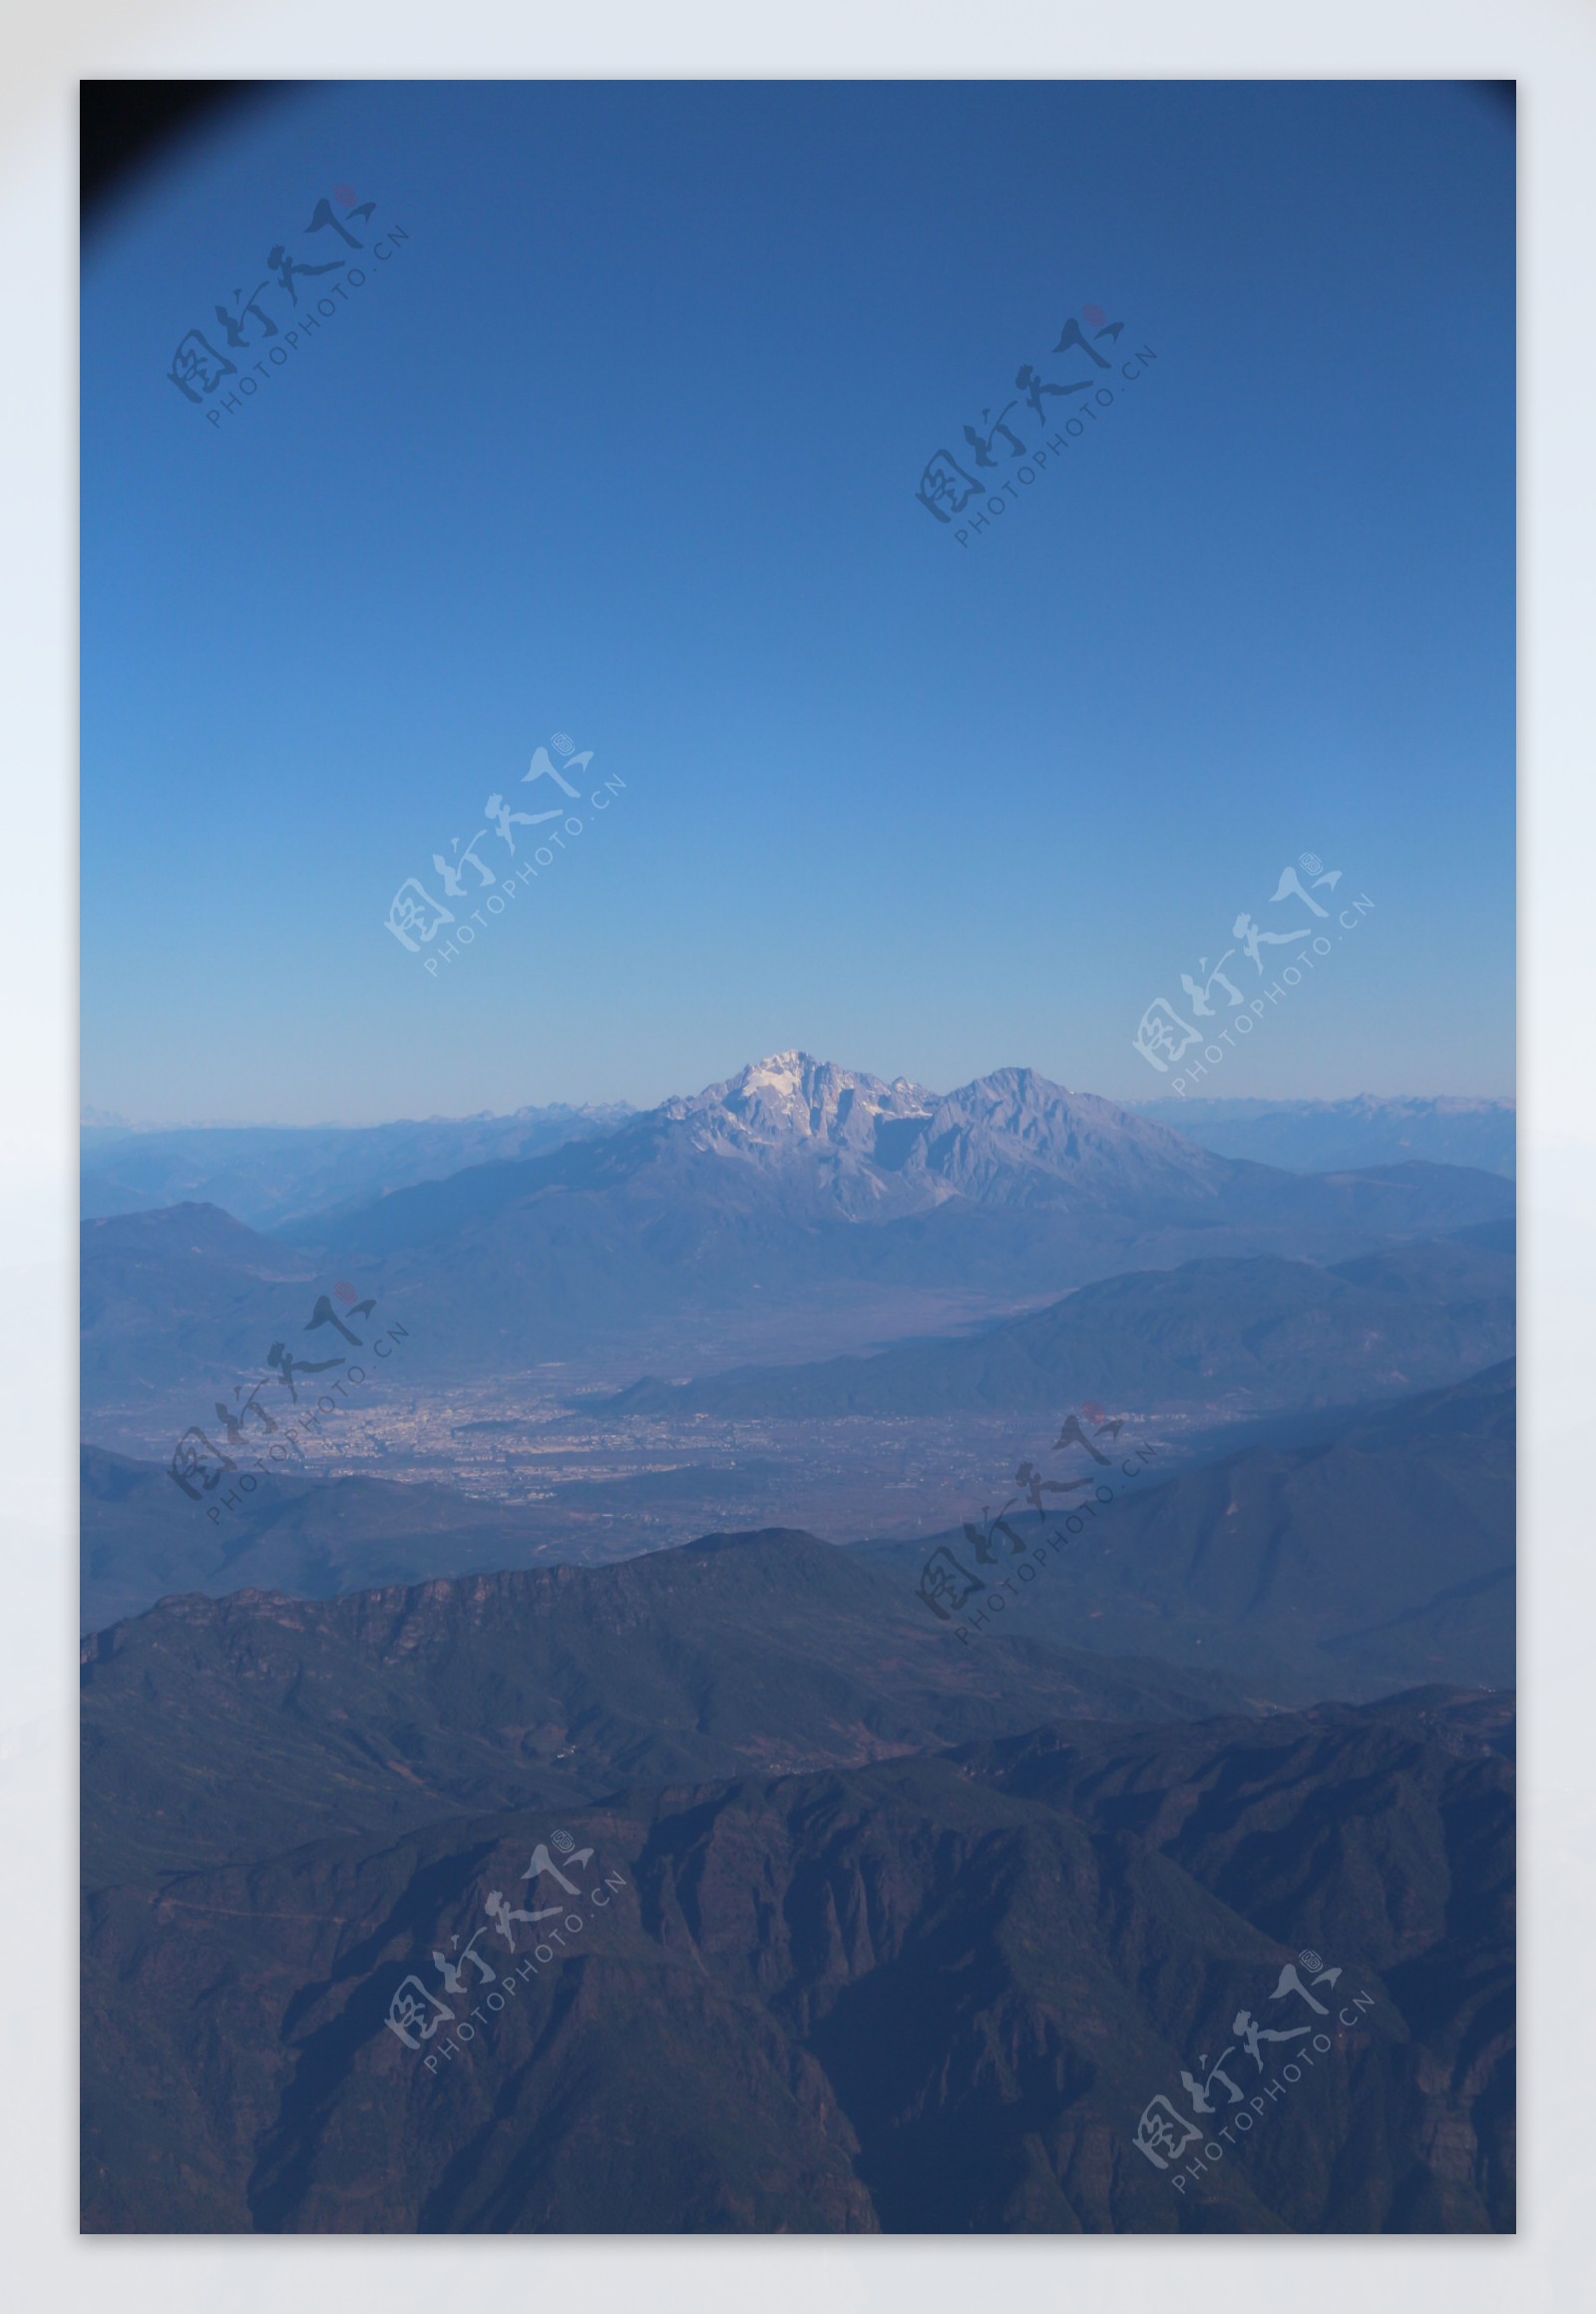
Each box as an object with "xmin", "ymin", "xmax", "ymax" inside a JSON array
[
  {"xmin": 648, "ymin": 1053, "xmax": 1234, "ymax": 1219},
  {"xmin": 663, "ymin": 1051, "xmax": 937, "ymax": 1169}
]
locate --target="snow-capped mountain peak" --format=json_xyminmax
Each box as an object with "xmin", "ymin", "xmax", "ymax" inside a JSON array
[
  {"xmin": 636, "ymin": 1051, "xmax": 1234, "ymax": 1221},
  {"xmin": 665, "ymin": 1051, "xmax": 938, "ymax": 1154}
]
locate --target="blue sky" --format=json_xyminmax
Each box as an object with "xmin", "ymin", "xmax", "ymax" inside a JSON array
[{"xmin": 81, "ymin": 79, "xmax": 1515, "ymax": 1124}]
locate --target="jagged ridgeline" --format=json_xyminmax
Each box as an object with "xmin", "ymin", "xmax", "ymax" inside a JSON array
[{"xmin": 80, "ymin": 1533, "xmax": 1513, "ymax": 2234}]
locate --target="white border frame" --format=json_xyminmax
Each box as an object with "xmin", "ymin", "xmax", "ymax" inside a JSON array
[{"xmin": 7, "ymin": 6, "xmax": 1590, "ymax": 2305}]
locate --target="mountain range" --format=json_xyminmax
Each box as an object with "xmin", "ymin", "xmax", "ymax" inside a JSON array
[
  {"xmin": 80, "ymin": 1102, "xmax": 634, "ymax": 1231},
  {"xmin": 1132, "ymin": 1095, "xmax": 1515, "ymax": 1179},
  {"xmin": 81, "ymin": 1528, "xmax": 1261, "ymax": 1892},
  {"xmin": 308, "ymin": 1054, "xmax": 1512, "ymax": 1259},
  {"xmin": 81, "ymin": 1086, "xmax": 1517, "ymax": 1231},
  {"xmin": 80, "ymin": 1354, "xmax": 1516, "ymax": 1704},
  {"xmin": 858, "ymin": 1362, "xmax": 1515, "ymax": 1701},
  {"xmin": 79, "ymin": 1059, "xmax": 1518, "ymax": 2234},
  {"xmin": 80, "ymin": 1055, "xmax": 1516, "ymax": 1408},
  {"xmin": 605, "ymin": 1230, "xmax": 1515, "ymax": 1419},
  {"xmin": 80, "ymin": 1525, "xmax": 1514, "ymax": 2233}
]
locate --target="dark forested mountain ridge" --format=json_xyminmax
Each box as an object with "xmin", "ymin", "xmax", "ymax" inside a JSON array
[{"xmin": 81, "ymin": 1683, "xmax": 1513, "ymax": 2232}]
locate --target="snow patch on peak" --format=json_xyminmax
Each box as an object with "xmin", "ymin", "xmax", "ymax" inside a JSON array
[
  {"xmin": 668, "ymin": 1053, "xmax": 940, "ymax": 1162},
  {"xmin": 737, "ymin": 1051, "xmax": 809, "ymax": 1097}
]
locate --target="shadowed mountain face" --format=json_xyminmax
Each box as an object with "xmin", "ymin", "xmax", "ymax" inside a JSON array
[
  {"xmin": 79, "ymin": 1056, "xmax": 1514, "ymax": 1405},
  {"xmin": 81, "ymin": 1683, "xmax": 1513, "ymax": 2233},
  {"xmin": 81, "ymin": 1530, "xmax": 1262, "ymax": 1891},
  {"xmin": 607, "ymin": 1238, "xmax": 1515, "ymax": 1420},
  {"xmin": 1132, "ymin": 1095, "xmax": 1516, "ymax": 1180},
  {"xmin": 859, "ymin": 1364, "xmax": 1516, "ymax": 1702}
]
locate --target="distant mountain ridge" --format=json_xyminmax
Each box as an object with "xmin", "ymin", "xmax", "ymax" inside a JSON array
[
  {"xmin": 79, "ymin": 1102, "xmax": 635, "ymax": 1230},
  {"xmin": 304, "ymin": 1054, "xmax": 1514, "ymax": 1267},
  {"xmin": 1132, "ymin": 1094, "xmax": 1516, "ymax": 1178},
  {"xmin": 857, "ymin": 1361, "xmax": 1516, "ymax": 1700},
  {"xmin": 81, "ymin": 1073, "xmax": 1518, "ymax": 1237},
  {"xmin": 316, "ymin": 1054, "xmax": 1251, "ymax": 1249},
  {"xmin": 605, "ymin": 1234, "xmax": 1515, "ymax": 1420}
]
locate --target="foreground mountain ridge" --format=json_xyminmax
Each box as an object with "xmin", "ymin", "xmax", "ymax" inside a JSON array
[
  {"xmin": 82, "ymin": 1684, "xmax": 1513, "ymax": 2232},
  {"xmin": 81, "ymin": 1526, "xmax": 1264, "ymax": 1890}
]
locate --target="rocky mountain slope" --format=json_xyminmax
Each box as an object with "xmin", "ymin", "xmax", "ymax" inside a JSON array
[{"xmin": 82, "ymin": 1681, "xmax": 1513, "ymax": 2232}]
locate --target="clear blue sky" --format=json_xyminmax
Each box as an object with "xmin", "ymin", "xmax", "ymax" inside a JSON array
[{"xmin": 81, "ymin": 79, "xmax": 1514, "ymax": 1124}]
